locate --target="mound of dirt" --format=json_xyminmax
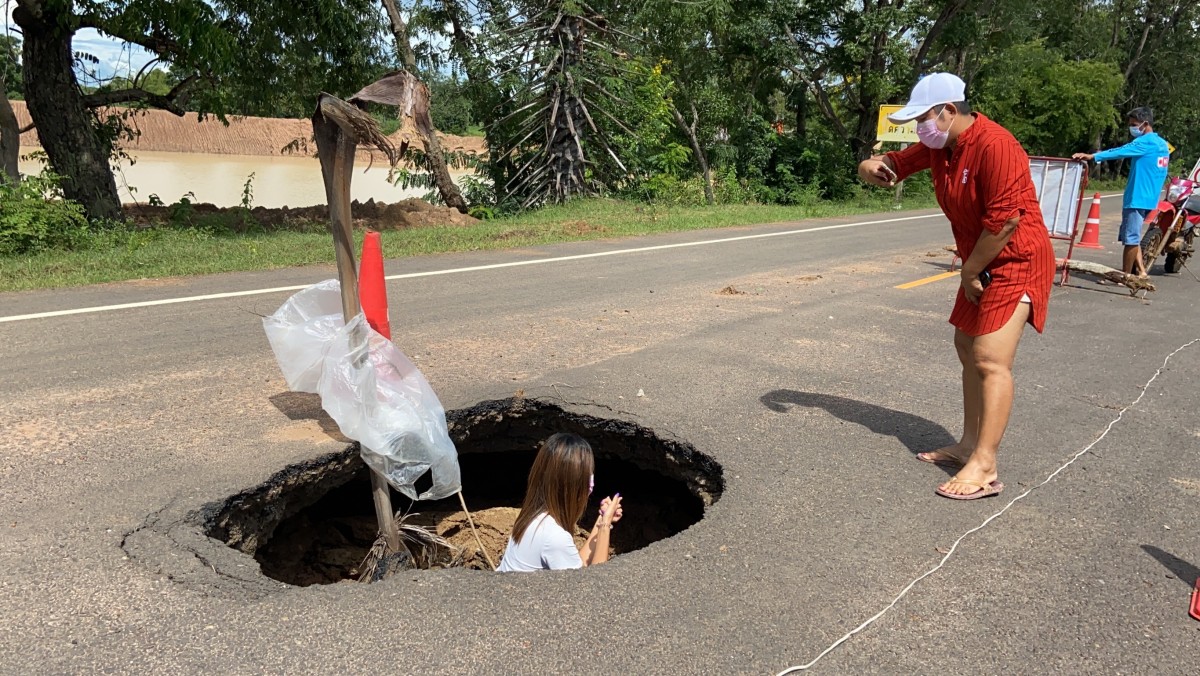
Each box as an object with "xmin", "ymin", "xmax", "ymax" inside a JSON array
[
  {"xmin": 259, "ymin": 504, "xmax": 598, "ymax": 584},
  {"xmin": 123, "ymin": 197, "xmax": 479, "ymax": 231},
  {"xmin": 10, "ymin": 100, "xmax": 487, "ymax": 160}
]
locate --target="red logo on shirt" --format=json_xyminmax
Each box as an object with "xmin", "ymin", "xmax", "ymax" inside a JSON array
[{"xmin": 1158, "ymin": 156, "xmax": 1170, "ymax": 168}]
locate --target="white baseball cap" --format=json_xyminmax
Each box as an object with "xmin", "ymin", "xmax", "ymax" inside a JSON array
[{"xmin": 887, "ymin": 73, "xmax": 966, "ymax": 123}]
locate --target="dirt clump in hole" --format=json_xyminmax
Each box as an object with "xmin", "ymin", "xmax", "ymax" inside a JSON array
[
  {"xmin": 405, "ymin": 506, "xmax": 592, "ymax": 572},
  {"xmin": 200, "ymin": 398, "xmax": 723, "ymax": 586}
]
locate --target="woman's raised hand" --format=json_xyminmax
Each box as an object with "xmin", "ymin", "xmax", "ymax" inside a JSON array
[
  {"xmin": 598, "ymin": 494, "xmax": 623, "ymax": 528},
  {"xmin": 858, "ymin": 158, "xmax": 897, "ymax": 187}
]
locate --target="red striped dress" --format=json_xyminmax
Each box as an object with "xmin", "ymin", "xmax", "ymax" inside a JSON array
[{"xmin": 888, "ymin": 114, "xmax": 1056, "ymax": 337}]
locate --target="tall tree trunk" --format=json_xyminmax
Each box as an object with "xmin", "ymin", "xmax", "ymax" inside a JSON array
[
  {"xmin": 14, "ymin": 6, "xmax": 122, "ymax": 221},
  {"xmin": 415, "ymin": 109, "xmax": 469, "ymax": 212},
  {"xmin": 531, "ymin": 14, "xmax": 591, "ymax": 205},
  {"xmin": 379, "ymin": 1, "xmax": 468, "ymax": 213},
  {"xmin": 0, "ymin": 95, "xmax": 19, "ymax": 184},
  {"xmin": 671, "ymin": 101, "xmax": 713, "ymax": 205},
  {"xmin": 852, "ymin": 110, "xmax": 877, "ymax": 161},
  {"xmin": 794, "ymin": 89, "xmax": 808, "ymax": 142},
  {"xmin": 379, "ymin": 0, "xmax": 418, "ymax": 72}
]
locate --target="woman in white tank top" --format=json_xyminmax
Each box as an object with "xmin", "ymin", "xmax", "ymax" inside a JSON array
[{"xmin": 497, "ymin": 433, "xmax": 624, "ymax": 572}]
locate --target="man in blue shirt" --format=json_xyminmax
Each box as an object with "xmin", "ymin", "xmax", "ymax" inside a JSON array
[{"xmin": 1074, "ymin": 107, "xmax": 1170, "ymax": 277}]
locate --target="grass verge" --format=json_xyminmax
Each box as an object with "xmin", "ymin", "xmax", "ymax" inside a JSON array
[{"xmin": 3, "ymin": 193, "xmax": 941, "ymax": 292}]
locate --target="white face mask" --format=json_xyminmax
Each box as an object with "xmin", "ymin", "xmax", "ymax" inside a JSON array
[{"xmin": 917, "ymin": 107, "xmax": 951, "ymax": 149}]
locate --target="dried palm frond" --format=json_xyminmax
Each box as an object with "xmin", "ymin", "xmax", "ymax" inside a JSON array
[{"xmin": 357, "ymin": 511, "xmax": 462, "ymax": 582}]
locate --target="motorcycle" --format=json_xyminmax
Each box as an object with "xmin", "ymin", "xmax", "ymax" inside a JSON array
[{"xmin": 1141, "ymin": 175, "xmax": 1200, "ymax": 274}]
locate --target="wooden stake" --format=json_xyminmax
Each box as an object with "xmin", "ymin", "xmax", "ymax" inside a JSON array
[
  {"xmin": 314, "ymin": 95, "xmax": 402, "ymax": 554},
  {"xmin": 457, "ymin": 491, "xmax": 496, "ymax": 570}
]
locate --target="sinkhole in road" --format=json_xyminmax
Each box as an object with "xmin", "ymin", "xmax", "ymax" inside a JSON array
[{"xmin": 202, "ymin": 398, "xmax": 724, "ymax": 586}]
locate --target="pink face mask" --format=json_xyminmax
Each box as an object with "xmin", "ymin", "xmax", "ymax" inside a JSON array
[{"xmin": 917, "ymin": 108, "xmax": 950, "ymax": 149}]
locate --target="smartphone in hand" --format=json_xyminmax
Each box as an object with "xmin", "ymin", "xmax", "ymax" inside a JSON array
[
  {"xmin": 879, "ymin": 164, "xmax": 897, "ymax": 183},
  {"xmin": 979, "ymin": 270, "xmax": 992, "ymax": 288}
]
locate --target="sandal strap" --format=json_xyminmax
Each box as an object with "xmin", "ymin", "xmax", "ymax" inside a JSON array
[{"xmin": 947, "ymin": 477, "xmax": 988, "ymax": 489}]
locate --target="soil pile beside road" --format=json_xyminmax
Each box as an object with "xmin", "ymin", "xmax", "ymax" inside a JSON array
[
  {"xmin": 124, "ymin": 197, "xmax": 480, "ymax": 231},
  {"xmin": 10, "ymin": 100, "xmax": 487, "ymax": 160}
]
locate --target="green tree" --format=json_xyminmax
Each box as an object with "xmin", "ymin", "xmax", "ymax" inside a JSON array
[
  {"xmin": 0, "ymin": 36, "xmax": 22, "ymax": 184},
  {"xmin": 637, "ymin": 0, "xmax": 743, "ymax": 204},
  {"xmin": 399, "ymin": 0, "xmax": 1200, "ymax": 205},
  {"xmin": 12, "ymin": 0, "xmax": 387, "ymax": 221},
  {"xmin": 94, "ymin": 68, "xmax": 174, "ymax": 98},
  {"xmin": 973, "ymin": 42, "xmax": 1124, "ymax": 156},
  {"xmin": 460, "ymin": 1, "xmax": 647, "ymax": 207},
  {"xmin": 427, "ymin": 75, "xmax": 475, "ymax": 135},
  {"xmin": 0, "ymin": 36, "xmax": 21, "ymax": 99},
  {"xmin": 776, "ymin": 0, "xmax": 976, "ymax": 159}
]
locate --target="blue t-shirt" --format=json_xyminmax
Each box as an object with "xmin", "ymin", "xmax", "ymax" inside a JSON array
[{"xmin": 1094, "ymin": 132, "xmax": 1171, "ymax": 210}]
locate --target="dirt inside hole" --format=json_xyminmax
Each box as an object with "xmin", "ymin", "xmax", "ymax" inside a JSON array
[{"xmin": 201, "ymin": 398, "xmax": 723, "ymax": 586}]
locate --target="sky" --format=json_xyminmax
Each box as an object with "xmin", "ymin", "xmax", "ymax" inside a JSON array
[
  {"xmin": 4, "ymin": 4, "xmax": 449, "ymax": 84},
  {"xmin": 72, "ymin": 31, "xmax": 158, "ymax": 83},
  {"xmin": 5, "ymin": 5, "xmax": 171, "ymax": 83}
]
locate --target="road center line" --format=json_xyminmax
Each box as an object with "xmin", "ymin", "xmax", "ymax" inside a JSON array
[
  {"xmin": 895, "ymin": 271, "xmax": 958, "ymax": 289},
  {"xmin": 892, "ymin": 192, "xmax": 1124, "ymax": 290},
  {"xmin": 1, "ymin": 212, "xmax": 944, "ymax": 324}
]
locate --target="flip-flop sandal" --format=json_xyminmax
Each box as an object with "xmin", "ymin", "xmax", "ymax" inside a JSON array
[
  {"xmin": 935, "ymin": 477, "xmax": 1004, "ymax": 500},
  {"xmin": 917, "ymin": 452, "xmax": 966, "ymax": 468}
]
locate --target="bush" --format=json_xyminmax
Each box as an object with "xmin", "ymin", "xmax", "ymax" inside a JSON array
[
  {"xmin": 973, "ymin": 41, "xmax": 1124, "ymax": 156},
  {"xmin": 0, "ymin": 173, "xmax": 90, "ymax": 256},
  {"xmin": 428, "ymin": 76, "xmax": 476, "ymax": 136}
]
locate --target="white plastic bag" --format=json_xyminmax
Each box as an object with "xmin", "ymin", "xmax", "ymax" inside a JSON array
[
  {"xmin": 261, "ymin": 279, "xmax": 345, "ymax": 392},
  {"xmin": 263, "ymin": 280, "xmax": 461, "ymax": 500}
]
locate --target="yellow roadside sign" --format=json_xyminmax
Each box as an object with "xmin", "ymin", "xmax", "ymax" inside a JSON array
[
  {"xmin": 1168, "ymin": 141, "xmax": 1176, "ymax": 154},
  {"xmin": 877, "ymin": 105, "xmax": 919, "ymax": 144}
]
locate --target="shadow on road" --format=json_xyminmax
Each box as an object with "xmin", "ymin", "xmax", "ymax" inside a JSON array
[
  {"xmin": 761, "ymin": 390, "xmax": 957, "ymax": 473},
  {"xmin": 1058, "ymin": 280, "xmax": 1147, "ymax": 299},
  {"xmin": 1141, "ymin": 545, "xmax": 1200, "ymax": 589},
  {"xmin": 269, "ymin": 391, "xmax": 350, "ymax": 442}
]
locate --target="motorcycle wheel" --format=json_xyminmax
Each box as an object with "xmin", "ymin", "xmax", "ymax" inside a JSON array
[
  {"xmin": 1166, "ymin": 228, "xmax": 1197, "ymax": 274},
  {"xmin": 1165, "ymin": 252, "xmax": 1183, "ymax": 273},
  {"xmin": 1141, "ymin": 229, "xmax": 1163, "ymax": 271}
]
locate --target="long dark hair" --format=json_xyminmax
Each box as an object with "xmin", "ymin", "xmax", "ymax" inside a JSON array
[{"xmin": 511, "ymin": 433, "xmax": 594, "ymax": 543}]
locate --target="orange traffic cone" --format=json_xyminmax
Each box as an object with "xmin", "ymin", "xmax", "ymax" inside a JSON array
[
  {"xmin": 1077, "ymin": 193, "xmax": 1104, "ymax": 250},
  {"xmin": 358, "ymin": 231, "xmax": 391, "ymax": 339}
]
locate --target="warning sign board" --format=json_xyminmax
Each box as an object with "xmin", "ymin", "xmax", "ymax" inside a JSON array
[
  {"xmin": 877, "ymin": 105, "xmax": 919, "ymax": 144},
  {"xmin": 1029, "ymin": 157, "xmax": 1087, "ymax": 240}
]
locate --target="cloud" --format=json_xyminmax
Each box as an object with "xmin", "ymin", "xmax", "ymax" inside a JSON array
[{"xmin": 72, "ymin": 30, "xmax": 158, "ymax": 83}]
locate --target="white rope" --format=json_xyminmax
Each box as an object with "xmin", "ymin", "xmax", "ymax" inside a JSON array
[{"xmin": 777, "ymin": 337, "xmax": 1200, "ymax": 675}]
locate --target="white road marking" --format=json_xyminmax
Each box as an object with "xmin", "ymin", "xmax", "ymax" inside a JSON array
[
  {"xmin": 0, "ymin": 193, "xmax": 1126, "ymax": 324},
  {"xmin": 0, "ymin": 213, "xmax": 938, "ymax": 323}
]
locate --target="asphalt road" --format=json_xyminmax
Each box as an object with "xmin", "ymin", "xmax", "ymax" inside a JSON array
[{"xmin": 1, "ymin": 201, "xmax": 1198, "ymax": 675}]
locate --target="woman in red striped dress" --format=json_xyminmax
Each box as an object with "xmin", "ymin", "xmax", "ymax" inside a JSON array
[{"xmin": 857, "ymin": 73, "xmax": 1056, "ymax": 500}]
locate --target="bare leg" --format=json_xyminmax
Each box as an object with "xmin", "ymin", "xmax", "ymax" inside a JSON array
[
  {"xmin": 938, "ymin": 304, "xmax": 1030, "ymax": 496},
  {"xmin": 920, "ymin": 330, "xmax": 979, "ymax": 466},
  {"xmin": 1124, "ymin": 245, "xmax": 1147, "ymax": 277}
]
